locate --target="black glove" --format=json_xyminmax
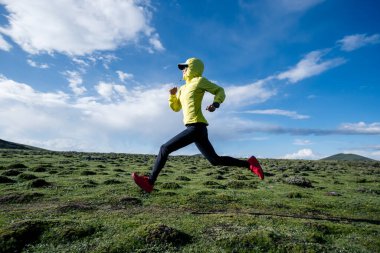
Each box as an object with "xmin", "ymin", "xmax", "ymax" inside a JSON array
[{"xmin": 212, "ymin": 102, "xmax": 220, "ymax": 108}]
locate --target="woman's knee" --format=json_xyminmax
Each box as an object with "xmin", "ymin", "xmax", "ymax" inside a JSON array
[
  {"xmin": 159, "ymin": 144, "xmax": 169, "ymax": 155},
  {"xmin": 207, "ymin": 157, "xmax": 221, "ymax": 166}
]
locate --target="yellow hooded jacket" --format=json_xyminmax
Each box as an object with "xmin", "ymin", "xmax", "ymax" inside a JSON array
[{"xmin": 169, "ymin": 58, "xmax": 226, "ymax": 125}]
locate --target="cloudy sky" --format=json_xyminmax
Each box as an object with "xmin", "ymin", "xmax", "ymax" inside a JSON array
[{"xmin": 0, "ymin": 0, "xmax": 379, "ymax": 160}]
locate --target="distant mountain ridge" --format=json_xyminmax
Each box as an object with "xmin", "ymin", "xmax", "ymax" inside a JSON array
[
  {"xmin": 321, "ymin": 153, "xmax": 374, "ymax": 161},
  {"xmin": 0, "ymin": 139, "xmax": 45, "ymax": 150},
  {"xmin": 0, "ymin": 139, "xmax": 377, "ymax": 162}
]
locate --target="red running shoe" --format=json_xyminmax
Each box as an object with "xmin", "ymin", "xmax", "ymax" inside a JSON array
[
  {"xmin": 131, "ymin": 172, "xmax": 153, "ymax": 193},
  {"xmin": 248, "ymin": 156, "xmax": 264, "ymax": 180}
]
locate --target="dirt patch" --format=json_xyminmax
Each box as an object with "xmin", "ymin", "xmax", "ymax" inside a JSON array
[
  {"xmin": 286, "ymin": 192, "xmax": 304, "ymax": 198},
  {"xmin": 305, "ymin": 222, "xmax": 335, "ymax": 235},
  {"xmin": 216, "ymin": 229, "xmax": 281, "ymax": 252},
  {"xmin": 357, "ymin": 187, "xmax": 380, "ymax": 195},
  {"xmin": 264, "ymin": 172, "xmax": 276, "ymax": 177},
  {"xmin": 0, "ymin": 192, "xmax": 44, "ymax": 204},
  {"xmin": 18, "ymin": 173, "xmax": 38, "ymax": 181},
  {"xmin": 325, "ymin": 191, "xmax": 342, "ymax": 196},
  {"xmin": 7, "ymin": 163, "xmax": 28, "ymax": 169},
  {"xmin": 214, "ymin": 175, "xmax": 225, "ymax": 180},
  {"xmin": 59, "ymin": 224, "xmax": 97, "ymax": 242},
  {"xmin": 137, "ymin": 224, "xmax": 192, "ymax": 247},
  {"xmin": 57, "ymin": 203, "xmax": 95, "ymax": 213},
  {"xmin": 29, "ymin": 179, "xmax": 52, "ymax": 188},
  {"xmin": 191, "ymin": 210, "xmax": 380, "ymax": 225},
  {"xmin": 0, "ymin": 220, "xmax": 46, "ymax": 253},
  {"xmin": 45, "ymin": 222, "xmax": 99, "ymax": 243},
  {"xmin": 80, "ymin": 170, "xmax": 97, "ymax": 176},
  {"xmin": 161, "ymin": 182, "xmax": 182, "ymax": 190},
  {"xmin": 191, "ymin": 190, "xmax": 217, "ymax": 197},
  {"xmin": 0, "ymin": 176, "xmax": 16, "ymax": 184},
  {"xmin": 226, "ymin": 180, "xmax": 256, "ymax": 189},
  {"xmin": 204, "ymin": 181, "xmax": 226, "ymax": 189},
  {"xmin": 103, "ymin": 179, "xmax": 122, "ymax": 185},
  {"xmin": 82, "ymin": 179, "xmax": 98, "ymax": 188},
  {"xmin": 110, "ymin": 196, "xmax": 143, "ymax": 209},
  {"xmin": 284, "ymin": 176, "xmax": 313, "ymax": 188},
  {"xmin": 176, "ymin": 176, "xmax": 191, "ymax": 181},
  {"xmin": 159, "ymin": 191, "xmax": 177, "ymax": 196},
  {"xmin": 30, "ymin": 165, "xmax": 49, "ymax": 172},
  {"xmin": 2, "ymin": 169, "xmax": 22, "ymax": 176},
  {"xmin": 233, "ymin": 174, "xmax": 249, "ymax": 180},
  {"xmin": 119, "ymin": 196, "xmax": 142, "ymax": 206}
]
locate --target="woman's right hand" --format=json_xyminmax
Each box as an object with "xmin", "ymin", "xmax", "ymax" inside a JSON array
[{"xmin": 169, "ymin": 87, "xmax": 178, "ymax": 95}]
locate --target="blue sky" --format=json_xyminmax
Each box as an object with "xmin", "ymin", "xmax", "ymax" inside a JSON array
[{"xmin": 0, "ymin": 0, "xmax": 379, "ymax": 160}]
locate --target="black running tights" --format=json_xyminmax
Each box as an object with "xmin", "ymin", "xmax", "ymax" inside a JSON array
[{"xmin": 149, "ymin": 123, "xmax": 249, "ymax": 184}]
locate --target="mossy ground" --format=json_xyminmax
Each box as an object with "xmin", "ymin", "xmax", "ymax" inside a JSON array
[{"xmin": 0, "ymin": 150, "xmax": 379, "ymax": 252}]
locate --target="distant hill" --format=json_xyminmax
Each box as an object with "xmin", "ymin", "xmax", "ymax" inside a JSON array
[
  {"xmin": 321, "ymin": 153, "xmax": 374, "ymax": 161},
  {"xmin": 0, "ymin": 139, "xmax": 45, "ymax": 151}
]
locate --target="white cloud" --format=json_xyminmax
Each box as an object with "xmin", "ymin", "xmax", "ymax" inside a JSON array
[
  {"xmin": 148, "ymin": 33, "xmax": 165, "ymax": 52},
  {"xmin": 25, "ymin": 138, "xmax": 92, "ymax": 151},
  {"xmin": 283, "ymin": 148, "xmax": 319, "ymax": 160},
  {"xmin": 0, "ymin": 75, "xmax": 68, "ymax": 105},
  {"xmin": 243, "ymin": 109, "xmax": 309, "ymax": 119},
  {"xmin": 280, "ymin": 0, "xmax": 325, "ymax": 12},
  {"xmin": 95, "ymin": 82, "xmax": 113, "ymax": 100},
  {"xmin": 96, "ymin": 54, "xmax": 118, "ymax": 69},
  {"xmin": 365, "ymin": 145, "xmax": 380, "ymax": 151},
  {"xmin": 0, "ymin": 76, "xmax": 81, "ymax": 149},
  {"xmin": 239, "ymin": 0, "xmax": 324, "ymax": 16},
  {"xmin": 222, "ymin": 48, "xmax": 346, "ymax": 109},
  {"xmin": 113, "ymin": 84, "xmax": 128, "ymax": 95},
  {"xmin": 293, "ymin": 139, "xmax": 312, "ymax": 145},
  {"xmin": 72, "ymin": 57, "xmax": 90, "ymax": 67},
  {"xmin": 27, "ymin": 59, "xmax": 49, "ymax": 69},
  {"xmin": 277, "ymin": 50, "xmax": 346, "ymax": 83},
  {"xmin": 95, "ymin": 81, "xmax": 127, "ymax": 101},
  {"xmin": 0, "ymin": 0, "xmax": 163, "ymax": 55},
  {"xmin": 116, "ymin": 70, "xmax": 134, "ymax": 82},
  {"xmin": 0, "ymin": 75, "xmax": 180, "ymax": 152},
  {"xmin": 339, "ymin": 122, "xmax": 380, "ymax": 134},
  {"xmin": 64, "ymin": 71, "xmax": 86, "ymax": 96},
  {"xmin": 224, "ymin": 77, "xmax": 277, "ymax": 107},
  {"xmin": 1, "ymin": 75, "xmax": 379, "ymax": 155},
  {"xmin": 70, "ymin": 54, "xmax": 118, "ymax": 72},
  {"xmin": 338, "ymin": 33, "xmax": 380, "ymax": 52},
  {"xmin": 0, "ymin": 34, "xmax": 12, "ymax": 51}
]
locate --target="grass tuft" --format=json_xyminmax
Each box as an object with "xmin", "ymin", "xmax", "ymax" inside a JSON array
[
  {"xmin": 0, "ymin": 151, "xmax": 379, "ymax": 252},
  {"xmin": 136, "ymin": 223, "xmax": 192, "ymax": 247},
  {"xmin": 29, "ymin": 179, "xmax": 52, "ymax": 188},
  {"xmin": 161, "ymin": 182, "xmax": 182, "ymax": 189},
  {"xmin": 0, "ymin": 220, "xmax": 46, "ymax": 253},
  {"xmin": 0, "ymin": 192, "xmax": 44, "ymax": 204},
  {"xmin": 2, "ymin": 169, "xmax": 22, "ymax": 176},
  {"xmin": 284, "ymin": 176, "xmax": 313, "ymax": 188}
]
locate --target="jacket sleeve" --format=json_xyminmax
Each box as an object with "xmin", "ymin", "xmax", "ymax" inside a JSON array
[
  {"xmin": 200, "ymin": 78, "xmax": 226, "ymax": 105},
  {"xmin": 169, "ymin": 91, "xmax": 182, "ymax": 112}
]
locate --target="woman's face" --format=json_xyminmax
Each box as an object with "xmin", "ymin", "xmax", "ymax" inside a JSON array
[{"xmin": 182, "ymin": 67, "xmax": 188, "ymax": 76}]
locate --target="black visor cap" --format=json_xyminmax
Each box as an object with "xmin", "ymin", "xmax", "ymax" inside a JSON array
[{"xmin": 178, "ymin": 63, "xmax": 188, "ymax": 70}]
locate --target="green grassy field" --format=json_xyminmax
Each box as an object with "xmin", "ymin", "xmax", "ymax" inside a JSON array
[{"xmin": 0, "ymin": 150, "xmax": 379, "ymax": 252}]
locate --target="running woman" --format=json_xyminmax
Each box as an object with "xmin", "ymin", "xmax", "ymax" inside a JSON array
[{"xmin": 132, "ymin": 57, "xmax": 264, "ymax": 193}]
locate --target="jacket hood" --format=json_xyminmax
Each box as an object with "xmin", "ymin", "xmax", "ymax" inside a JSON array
[{"xmin": 184, "ymin": 58, "xmax": 204, "ymax": 82}]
